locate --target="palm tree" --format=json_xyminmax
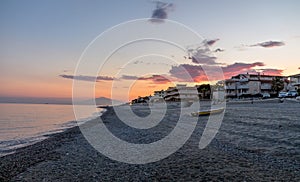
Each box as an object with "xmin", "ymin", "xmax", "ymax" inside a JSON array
[{"xmin": 271, "ymin": 77, "xmax": 284, "ymax": 96}]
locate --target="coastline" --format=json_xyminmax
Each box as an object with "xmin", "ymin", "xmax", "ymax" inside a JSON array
[
  {"xmin": 0, "ymin": 103, "xmax": 104, "ymax": 158},
  {"xmin": 1, "ymin": 104, "xmax": 300, "ymax": 181},
  {"xmin": 0, "ymin": 124, "xmax": 82, "ymax": 181}
]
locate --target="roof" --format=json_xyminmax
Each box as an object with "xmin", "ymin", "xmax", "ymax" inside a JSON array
[
  {"xmin": 289, "ymin": 73, "xmax": 300, "ymax": 77},
  {"xmin": 232, "ymin": 73, "xmax": 286, "ymax": 77}
]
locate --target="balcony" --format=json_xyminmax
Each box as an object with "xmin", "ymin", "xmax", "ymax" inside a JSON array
[
  {"xmin": 237, "ymin": 85, "xmax": 249, "ymax": 89},
  {"xmin": 292, "ymin": 82, "xmax": 300, "ymax": 86},
  {"xmin": 226, "ymin": 93, "xmax": 236, "ymax": 96},
  {"xmin": 261, "ymin": 85, "xmax": 272, "ymax": 90},
  {"xmin": 237, "ymin": 92, "xmax": 250, "ymax": 96},
  {"xmin": 239, "ymin": 78, "xmax": 249, "ymax": 82},
  {"xmin": 260, "ymin": 77, "xmax": 273, "ymax": 81},
  {"xmin": 225, "ymin": 85, "xmax": 236, "ymax": 90}
]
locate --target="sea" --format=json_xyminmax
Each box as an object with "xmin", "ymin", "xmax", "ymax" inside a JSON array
[{"xmin": 0, "ymin": 103, "xmax": 103, "ymax": 157}]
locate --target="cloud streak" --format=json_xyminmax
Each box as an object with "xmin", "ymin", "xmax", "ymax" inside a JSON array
[
  {"xmin": 59, "ymin": 74, "xmax": 114, "ymax": 82},
  {"xmin": 222, "ymin": 62, "xmax": 265, "ymax": 77},
  {"xmin": 121, "ymin": 74, "xmax": 171, "ymax": 84},
  {"xmin": 249, "ymin": 40, "xmax": 285, "ymax": 48},
  {"xmin": 258, "ymin": 68, "xmax": 284, "ymax": 76}
]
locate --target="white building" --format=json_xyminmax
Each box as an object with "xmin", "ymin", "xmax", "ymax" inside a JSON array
[
  {"xmin": 164, "ymin": 84, "xmax": 198, "ymax": 101},
  {"xmin": 150, "ymin": 90, "xmax": 166, "ymax": 103},
  {"xmin": 288, "ymin": 74, "xmax": 300, "ymax": 91},
  {"xmin": 225, "ymin": 73, "xmax": 286, "ymax": 98},
  {"xmin": 153, "ymin": 90, "xmax": 166, "ymax": 98}
]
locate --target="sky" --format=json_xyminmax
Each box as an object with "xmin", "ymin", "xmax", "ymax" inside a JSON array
[{"xmin": 0, "ymin": 0, "xmax": 300, "ymax": 101}]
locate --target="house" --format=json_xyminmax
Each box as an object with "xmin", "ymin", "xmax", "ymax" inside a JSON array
[
  {"xmin": 225, "ymin": 73, "xmax": 287, "ymax": 98},
  {"xmin": 131, "ymin": 96, "xmax": 151, "ymax": 104},
  {"xmin": 154, "ymin": 90, "xmax": 166, "ymax": 98},
  {"xmin": 288, "ymin": 74, "xmax": 300, "ymax": 91},
  {"xmin": 150, "ymin": 90, "xmax": 166, "ymax": 103},
  {"xmin": 164, "ymin": 84, "xmax": 198, "ymax": 101}
]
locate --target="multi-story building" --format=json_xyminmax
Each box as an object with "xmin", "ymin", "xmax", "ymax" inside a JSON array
[
  {"xmin": 164, "ymin": 84, "xmax": 198, "ymax": 101},
  {"xmin": 288, "ymin": 74, "xmax": 300, "ymax": 91},
  {"xmin": 150, "ymin": 90, "xmax": 166, "ymax": 103},
  {"xmin": 225, "ymin": 73, "xmax": 286, "ymax": 98},
  {"xmin": 153, "ymin": 90, "xmax": 166, "ymax": 98}
]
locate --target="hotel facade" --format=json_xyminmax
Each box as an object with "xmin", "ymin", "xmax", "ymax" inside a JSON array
[
  {"xmin": 225, "ymin": 73, "xmax": 288, "ymax": 98},
  {"xmin": 288, "ymin": 74, "xmax": 300, "ymax": 91}
]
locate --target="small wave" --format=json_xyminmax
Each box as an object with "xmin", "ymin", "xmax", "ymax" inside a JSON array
[
  {"xmin": 0, "ymin": 109, "xmax": 106, "ymax": 157},
  {"xmin": 0, "ymin": 135, "xmax": 48, "ymax": 157}
]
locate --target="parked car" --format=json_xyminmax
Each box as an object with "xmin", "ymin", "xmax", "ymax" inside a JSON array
[
  {"xmin": 278, "ymin": 92, "xmax": 287, "ymax": 98},
  {"xmin": 287, "ymin": 90, "xmax": 298, "ymax": 97},
  {"xmin": 296, "ymin": 96, "xmax": 300, "ymax": 101},
  {"xmin": 261, "ymin": 93, "xmax": 270, "ymax": 99}
]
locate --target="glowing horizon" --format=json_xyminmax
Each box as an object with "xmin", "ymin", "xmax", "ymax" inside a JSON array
[{"xmin": 1, "ymin": 1, "xmax": 299, "ymax": 101}]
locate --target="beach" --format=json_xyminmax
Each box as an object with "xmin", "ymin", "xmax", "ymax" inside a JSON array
[{"xmin": 1, "ymin": 102, "xmax": 300, "ymax": 181}]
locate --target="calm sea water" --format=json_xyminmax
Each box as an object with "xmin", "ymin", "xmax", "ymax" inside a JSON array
[{"xmin": 0, "ymin": 103, "xmax": 102, "ymax": 157}]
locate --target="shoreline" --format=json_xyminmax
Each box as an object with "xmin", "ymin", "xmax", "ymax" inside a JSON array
[
  {"xmin": 1, "ymin": 104, "xmax": 300, "ymax": 181},
  {"xmin": 0, "ymin": 105, "xmax": 105, "ymax": 158},
  {"xmin": 0, "ymin": 124, "xmax": 82, "ymax": 181},
  {"xmin": 0, "ymin": 107, "xmax": 111, "ymax": 181}
]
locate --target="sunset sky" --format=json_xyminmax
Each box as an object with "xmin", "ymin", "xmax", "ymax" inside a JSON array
[{"xmin": 1, "ymin": 0, "xmax": 300, "ymax": 101}]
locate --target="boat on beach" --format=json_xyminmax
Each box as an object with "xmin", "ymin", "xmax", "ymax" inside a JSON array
[{"xmin": 191, "ymin": 107, "xmax": 225, "ymax": 117}]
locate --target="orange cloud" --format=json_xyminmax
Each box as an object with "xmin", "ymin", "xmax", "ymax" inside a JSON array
[{"xmin": 169, "ymin": 62, "xmax": 283, "ymax": 83}]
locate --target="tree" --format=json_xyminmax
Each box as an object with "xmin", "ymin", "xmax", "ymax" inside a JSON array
[
  {"xmin": 271, "ymin": 77, "xmax": 284, "ymax": 96},
  {"xmin": 197, "ymin": 84, "xmax": 211, "ymax": 99},
  {"xmin": 211, "ymin": 81, "xmax": 225, "ymax": 91}
]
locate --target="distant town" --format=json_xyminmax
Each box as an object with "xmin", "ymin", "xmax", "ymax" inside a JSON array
[{"xmin": 131, "ymin": 73, "xmax": 300, "ymax": 104}]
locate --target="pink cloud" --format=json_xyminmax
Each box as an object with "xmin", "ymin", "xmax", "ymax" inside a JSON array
[
  {"xmin": 169, "ymin": 62, "xmax": 283, "ymax": 83},
  {"xmin": 259, "ymin": 69, "xmax": 284, "ymax": 76},
  {"xmin": 222, "ymin": 62, "xmax": 265, "ymax": 78},
  {"xmin": 169, "ymin": 64, "xmax": 209, "ymax": 82}
]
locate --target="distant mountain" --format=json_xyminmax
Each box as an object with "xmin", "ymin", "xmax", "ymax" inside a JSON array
[
  {"xmin": 95, "ymin": 97, "xmax": 124, "ymax": 106},
  {"xmin": 76, "ymin": 97, "xmax": 124, "ymax": 106}
]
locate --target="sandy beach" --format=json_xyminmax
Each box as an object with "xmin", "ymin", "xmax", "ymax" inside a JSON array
[{"xmin": 1, "ymin": 102, "xmax": 300, "ymax": 181}]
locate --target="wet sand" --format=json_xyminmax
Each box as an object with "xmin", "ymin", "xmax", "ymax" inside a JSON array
[{"xmin": 1, "ymin": 102, "xmax": 300, "ymax": 181}]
